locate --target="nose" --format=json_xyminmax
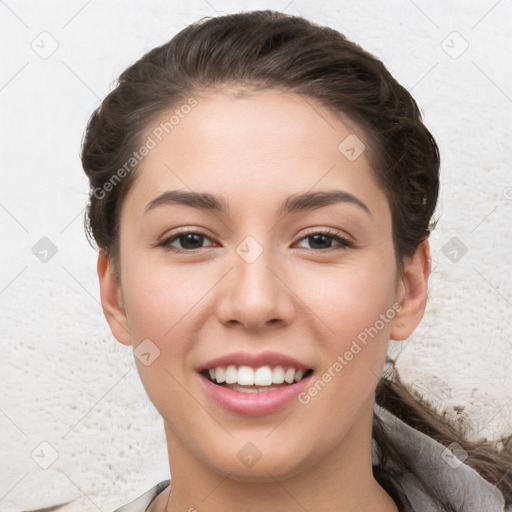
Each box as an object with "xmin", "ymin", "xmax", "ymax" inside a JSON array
[{"xmin": 215, "ymin": 237, "xmax": 296, "ymax": 331}]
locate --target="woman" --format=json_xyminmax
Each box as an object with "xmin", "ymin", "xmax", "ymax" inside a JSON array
[{"xmin": 80, "ymin": 10, "xmax": 512, "ymax": 512}]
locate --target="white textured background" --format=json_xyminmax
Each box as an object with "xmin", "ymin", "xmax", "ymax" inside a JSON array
[{"xmin": 1, "ymin": 1, "xmax": 511, "ymax": 510}]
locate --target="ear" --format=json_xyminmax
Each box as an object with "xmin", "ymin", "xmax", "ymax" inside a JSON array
[
  {"xmin": 390, "ymin": 239, "xmax": 431, "ymax": 341},
  {"xmin": 97, "ymin": 249, "xmax": 132, "ymax": 346}
]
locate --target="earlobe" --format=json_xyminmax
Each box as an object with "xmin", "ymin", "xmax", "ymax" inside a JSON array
[
  {"xmin": 97, "ymin": 250, "xmax": 132, "ymax": 346},
  {"xmin": 390, "ymin": 239, "xmax": 431, "ymax": 341}
]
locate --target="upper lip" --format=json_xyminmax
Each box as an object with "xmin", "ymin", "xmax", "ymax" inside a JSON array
[{"xmin": 197, "ymin": 350, "xmax": 312, "ymax": 372}]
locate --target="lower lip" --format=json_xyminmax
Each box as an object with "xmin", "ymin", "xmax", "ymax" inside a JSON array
[{"xmin": 198, "ymin": 373, "xmax": 313, "ymax": 416}]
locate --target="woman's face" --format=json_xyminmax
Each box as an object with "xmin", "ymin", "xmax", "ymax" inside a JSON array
[{"xmin": 100, "ymin": 89, "xmax": 422, "ymax": 484}]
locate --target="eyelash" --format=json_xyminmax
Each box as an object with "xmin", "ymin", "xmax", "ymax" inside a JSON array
[{"xmin": 156, "ymin": 228, "xmax": 355, "ymax": 254}]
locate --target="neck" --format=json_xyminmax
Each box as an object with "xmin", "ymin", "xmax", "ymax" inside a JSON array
[{"xmin": 152, "ymin": 400, "xmax": 398, "ymax": 512}]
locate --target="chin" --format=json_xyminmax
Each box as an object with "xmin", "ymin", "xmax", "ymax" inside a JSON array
[{"xmin": 205, "ymin": 447, "xmax": 313, "ymax": 483}]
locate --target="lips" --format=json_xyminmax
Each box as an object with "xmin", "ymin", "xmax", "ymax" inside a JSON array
[
  {"xmin": 197, "ymin": 370, "xmax": 314, "ymax": 416},
  {"xmin": 196, "ymin": 350, "xmax": 311, "ymax": 372},
  {"xmin": 196, "ymin": 350, "xmax": 314, "ymax": 416}
]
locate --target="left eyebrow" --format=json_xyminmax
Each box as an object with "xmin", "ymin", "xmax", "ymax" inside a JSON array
[
  {"xmin": 144, "ymin": 189, "xmax": 372, "ymax": 218},
  {"xmin": 278, "ymin": 190, "xmax": 372, "ymax": 218}
]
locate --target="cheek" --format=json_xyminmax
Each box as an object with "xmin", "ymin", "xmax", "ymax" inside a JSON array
[
  {"xmin": 120, "ymin": 262, "xmax": 202, "ymax": 422},
  {"xmin": 119, "ymin": 253, "xmax": 228, "ymax": 396},
  {"xmin": 121, "ymin": 256, "xmax": 210, "ymax": 340},
  {"xmin": 299, "ymin": 255, "xmax": 397, "ymax": 398},
  {"xmin": 296, "ymin": 254, "xmax": 397, "ymax": 342}
]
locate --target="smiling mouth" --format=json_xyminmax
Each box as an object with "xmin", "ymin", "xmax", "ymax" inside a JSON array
[{"xmin": 200, "ymin": 366, "xmax": 314, "ymax": 393}]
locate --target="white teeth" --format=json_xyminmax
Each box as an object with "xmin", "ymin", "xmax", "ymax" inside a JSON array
[
  {"xmin": 231, "ymin": 385, "xmax": 259, "ymax": 393},
  {"xmin": 237, "ymin": 366, "xmax": 255, "ymax": 385},
  {"xmin": 272, "ymin": 366, "xmax": 285, "ymax": 383},
  {"xmin": 225, "ymin": 365, "xmax": 238, "ymax": 384},
  {"xmin": 205, "ymin": 364, "xmax": 309, "ymax": 386},
  {"xmin": 284, "ymin": 368, "xmax": 295, "ymax": 384},
  {"xmin": 254, "ymin": 366, "xmax": 273, "ymax": 386},
  {"xmin": 215, "ymin": 367, "xmax": 225, "ymax": 383},
  {"xmin": 229, "ymin": 385, "xmax": 281, "ymax": 393}
]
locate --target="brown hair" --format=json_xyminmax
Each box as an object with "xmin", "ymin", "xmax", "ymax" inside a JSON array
[{"xmin": 80, "ymin": 9, "xmax": 512, "ymax": 509}]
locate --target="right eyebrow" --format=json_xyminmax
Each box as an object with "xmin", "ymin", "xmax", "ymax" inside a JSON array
[{"xmin": 144, "ymin": 190, "xmax": 229, "ymax": 214}]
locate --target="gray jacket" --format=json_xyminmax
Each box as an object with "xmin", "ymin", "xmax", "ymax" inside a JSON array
[{"xmin": 113, "ymin": 404, "xmax": 509, "ymax": 512}]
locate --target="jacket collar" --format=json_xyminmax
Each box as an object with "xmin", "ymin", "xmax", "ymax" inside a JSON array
[{"xmin": 373, "ymin": 403, "xmax": 506, "ymax": 511}]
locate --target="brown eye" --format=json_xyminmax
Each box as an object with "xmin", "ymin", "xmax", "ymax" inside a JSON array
[
  {"xmin": 295, "ymin": 230, "xmax": 354, "ymax": 251},
  {"xmin": 158, "ymin": 230, "xmax": 214, "ymax": 253}
]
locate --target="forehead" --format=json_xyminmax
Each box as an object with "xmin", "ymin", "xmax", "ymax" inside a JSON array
[{"xmin": 121, "ymin": 90, "xmax": 388, "ymax": 220}]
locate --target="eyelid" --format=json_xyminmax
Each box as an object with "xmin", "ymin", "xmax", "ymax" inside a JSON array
[
  {"xmin": 154, "ymin": 228, "xmax": 215, "ymax": 251},
  {"xmin": 156, "ymin": 226, "xmax": 356, "ymax": 253},
  {"xmin": 293, "ymin": 228, "xmax": 356, "ymax": 251},
  {"xmin": 297, "ymin": 227, "xmax": 355, "ymax": 245}
]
